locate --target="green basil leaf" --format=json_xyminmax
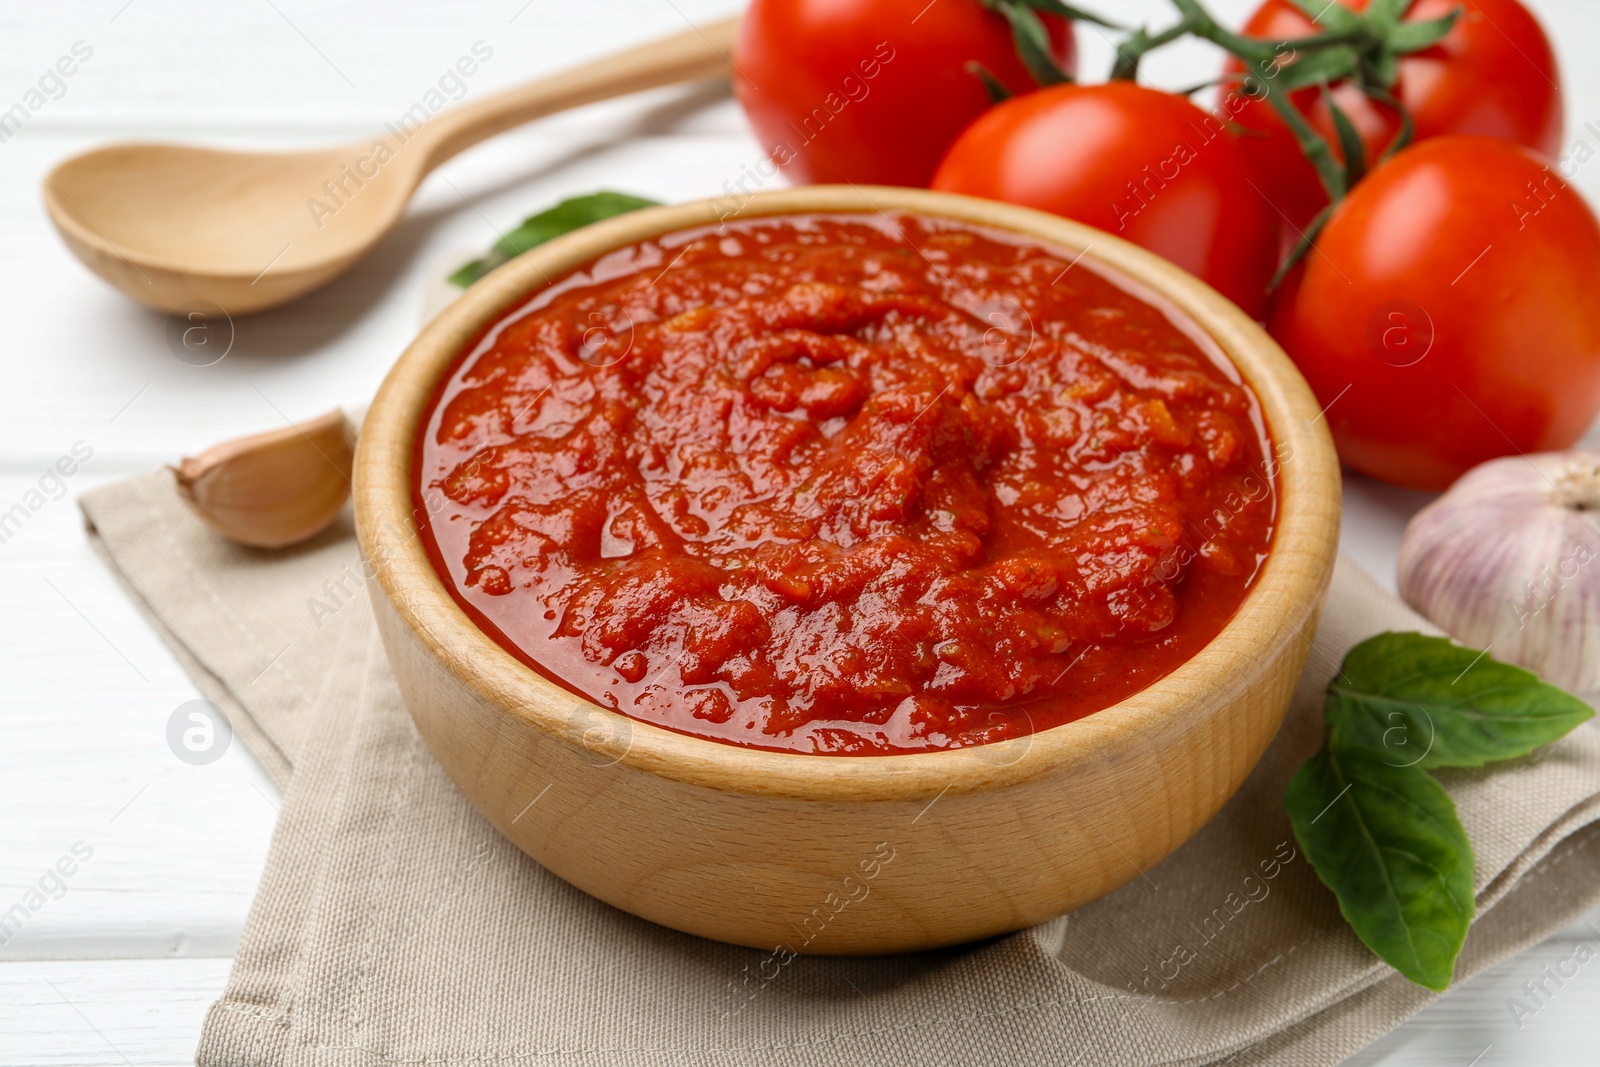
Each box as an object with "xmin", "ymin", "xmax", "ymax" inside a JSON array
[
  {"xmin": 1326, "ymin": 632, "xmax": 1593, "ymax": 770},
  {"xmin": 450, "ymin": 191, "xmax": 661, "ymax": 287},
  {"xmin": 1287, "ymin": 745, "xmax": 1474, "ymax": 991}
]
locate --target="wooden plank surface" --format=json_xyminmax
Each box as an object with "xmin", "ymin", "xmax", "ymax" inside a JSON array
[
  {"xmin": 1, "ymin": 959, "xmax": 231, "ymax": 1067},
  {"xmin": 4, "ymin": 1, "xmax": 1600, "ymax": 1063}
]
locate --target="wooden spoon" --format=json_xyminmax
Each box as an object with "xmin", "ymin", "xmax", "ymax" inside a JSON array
[{"xmin": 42, "ymin": 18, "xmax": 737, "ymax": 317}]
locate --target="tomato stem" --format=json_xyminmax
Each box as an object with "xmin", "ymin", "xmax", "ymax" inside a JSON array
[
  {"xmin": 966, "ymin": 61, "xmax": 1015, "ymax": 104},
  {"xmin": 1163, "ymin": 0, "xmax": 1347, "ymax": 201},
  {"xmin": 1090, "ymin": 0, "xmax": 1453, "ymax": 289},
  {"xmin": 1110, "ymin": 0, "xmax": 1453, "ymax": 208},
  {"xmin": 1113, "ymin": 10, "xmax": 1372, "ymax": 80},
  {"xmin": 984, "ymin": 0, "xmax": 1075, "ymax": 85},
  {"xmin": 1109, "ymin": 22, "xmax": 1192, "ymax": 81},
  {"xmin": 1366, "ymin": 85, "xmax": 1416, "ymax": 164},
  {"xmin": 1270, "ymin": 201, "xmax": 1335, "ymax": 290}
]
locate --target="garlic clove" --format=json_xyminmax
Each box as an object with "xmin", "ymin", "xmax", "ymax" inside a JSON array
[
  {"xmin": 1398, "ymin": 451, "xmax": 1600, "ymax": 695},
  {"xmin": 173, "ymin": 409, "xmax": 355, "ymax": 549}
]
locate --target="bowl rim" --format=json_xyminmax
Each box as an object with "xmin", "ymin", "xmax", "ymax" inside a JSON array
[{"xmin": 355, "ymin": 184, "xmax": 1340, "ymax": 803}]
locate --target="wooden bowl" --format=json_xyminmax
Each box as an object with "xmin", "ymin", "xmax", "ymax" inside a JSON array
[{"xmin": 355, "ymin": 186, "xmax": 1341, "ymax": 955}]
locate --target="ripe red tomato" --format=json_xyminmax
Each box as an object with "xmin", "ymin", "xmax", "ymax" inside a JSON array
[
  {"xmin": 930, "ymin": 82, "xmax": 1280, "ymax": 318},
  {"xmin": 734, "ymin": 0, "xmax": 1074, "ymax": 187},
  {"xmin": 1269, "ymin": 137, "xmax": 1600, "ymax": 492},
  {"xmin": 1227, "ymin": 0, "xmax": 1563, "ymax": 232}
]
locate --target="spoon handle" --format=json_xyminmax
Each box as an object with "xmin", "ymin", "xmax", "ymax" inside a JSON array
[{"xmin": 414, "ymin": 17, "xmax": 739, "ymax": 172}]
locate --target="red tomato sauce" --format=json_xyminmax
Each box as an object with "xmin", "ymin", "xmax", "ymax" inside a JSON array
[{"xmin": 416, "ymin": 213, "xmax": 1278, "ymax": 755}]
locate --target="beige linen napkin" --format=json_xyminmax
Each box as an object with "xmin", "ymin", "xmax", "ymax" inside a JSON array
[{"xmin": 81, "ymin": 471, "xmax": 1600, "ymax": 1066}]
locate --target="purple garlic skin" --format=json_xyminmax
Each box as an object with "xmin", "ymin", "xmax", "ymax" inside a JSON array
[{"xmin": 1398, "ymin": 451, "xmax": 1600, "ymax": 695}]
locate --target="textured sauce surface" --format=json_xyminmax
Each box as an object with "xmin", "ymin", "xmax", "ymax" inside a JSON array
[{"xmin": 416, "ymin": 213, "xmax": 1278, "ymax": 754}]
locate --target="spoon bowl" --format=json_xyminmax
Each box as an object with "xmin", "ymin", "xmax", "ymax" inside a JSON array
[
  {"xmin": 45, "ymin": 141, "xmax": 417, "ymax": 314},
  {"xmin": 41, "ymin": 18, "xmax": 737, "ymax": 317}
]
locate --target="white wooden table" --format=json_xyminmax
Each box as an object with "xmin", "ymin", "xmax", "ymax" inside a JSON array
[{"xmin": 4, "ymin": 2, "xmax": 1599, "ymax": 1062}]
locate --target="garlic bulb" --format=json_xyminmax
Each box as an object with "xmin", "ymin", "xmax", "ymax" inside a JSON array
[
  {"xmin": 173, "ymin": 409, "xmax": 355, "ymax": 548},
  {"xmin": 1398, "ymin": 451, "xmax": 1600, "ymax": 694}
]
